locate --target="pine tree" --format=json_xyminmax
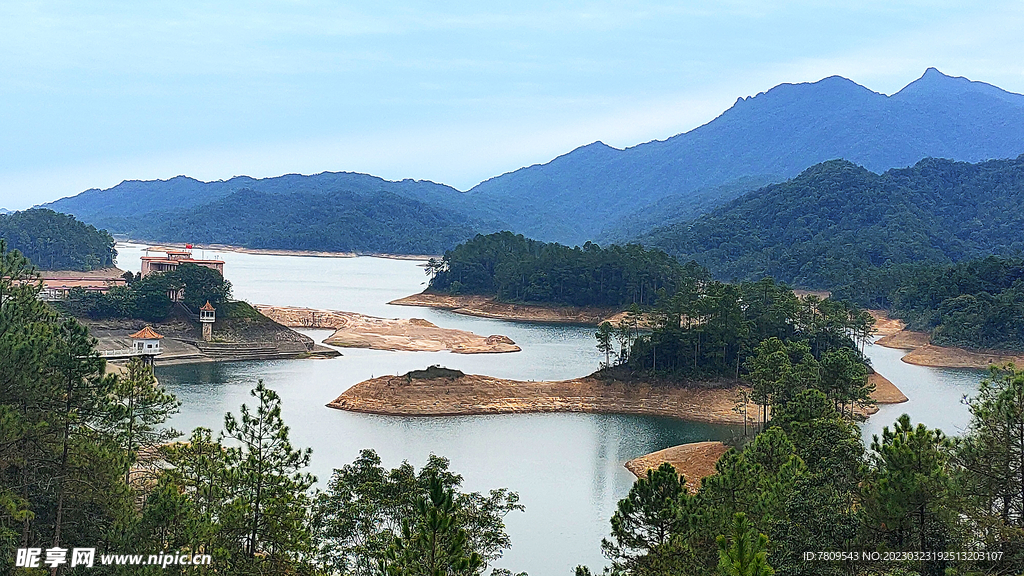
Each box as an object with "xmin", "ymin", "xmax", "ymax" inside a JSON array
[
  {"xmin": 385, "ymin": 473, "xmax": 485, "ymax": 576},
  {"xmin": 862, "ymin": 414, "xmax": 955, "ymax": 575},
  {"xmin": 221, "ymin": 381, "xmax": 315, "ymax": 570},
  {"xmin": 595, "ymin": 322, "xmax": 615, "ymax": 368},
  {"xmin": 108, "ymin": 357, "xmax": 180, "ymax": 486},
  {"xmin": 716, "ymin": 513, "xmax": 774, "ymax": 576},
  {"xmin": 602, "ymin": 462, "xmax": 694, "ymax": 574}
]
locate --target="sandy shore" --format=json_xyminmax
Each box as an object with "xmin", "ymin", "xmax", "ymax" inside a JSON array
[
  {"xmin": 625, "ymin": 441, "xmax": 730, "ymax": 492},
  {"xmin": 389, "ymin": 292, "xmax": 629, "ymax": 326},
  {"xmin": 869, "ymin": 372, "xmax": 908, "ymax": 403},
  {"xmin": 330, "ymin": 373, "xmax": 750, "ymax": 422},
  {"xmin": 328, "ymin": 369, "xmax": 906, "ymax": 421},
  {"xmin": 870, "ymin": 311, "xmax": 1024, "ymax": 369},
  {"xmin": 620, "ymin": 372, "xmax": 905, "ymax": 491},
  {"xmin": 256, "ymin": 305, "xmax": 520, "ymax": 354}
]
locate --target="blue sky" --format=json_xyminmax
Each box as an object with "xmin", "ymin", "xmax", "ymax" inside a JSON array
[{"xmin": 1, "ymin": 1, "xmax": 1022, "ymax": 209}]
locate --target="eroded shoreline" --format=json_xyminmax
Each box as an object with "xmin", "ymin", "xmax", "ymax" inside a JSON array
[
  {"xmin": 256, "ymin": 305, "xmax": 520, "ymax": 354},
  {"xmin": 625, "ymin": 441, "xmax": 730, "ymax": 492},
  {"xmin": 328, "ymin": 370, "xmax": 907, "ymax": 422},
  {"xmin": 869, "ymin": 310, "xmax": 1024, "ymax": 369},
  {"xmin": 389, "ymin": 292, "xmax": 630, "ymax": 326}
]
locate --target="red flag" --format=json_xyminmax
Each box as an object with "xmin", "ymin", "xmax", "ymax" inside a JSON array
[{"xmin": 186, "ymin": 244, "xmax": 193, "ymax": 249}]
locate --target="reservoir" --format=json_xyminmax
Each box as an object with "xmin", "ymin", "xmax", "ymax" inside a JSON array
[{"xmin": 116, "ymin": 243, "xmax": 983, "ymax": 575}]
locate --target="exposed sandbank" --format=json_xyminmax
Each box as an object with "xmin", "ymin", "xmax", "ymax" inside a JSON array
[
  {"xmin": 870, "ymin": 310, "xmax": 1024, "ymax": 369},
  {"xmin": 389, "ymin": 292, "xmax": 629, "ymax": 326},
  {"xmin": 255, "ymin": 305, "xmax": 520, "ymax": 354},
  {"xmin": 328, "ymin": 370, "xmax": 906, "ymax": 421},
  {"xmin": 869, "ymin": 372, "xmax": 908, "ymax": 403},
  {"xmin": 625, "ymin": 441, "xmax": 730, "ymax": 492}
]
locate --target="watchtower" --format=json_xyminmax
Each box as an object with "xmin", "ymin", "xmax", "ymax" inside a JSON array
[{"xmin": 200, "ymin": 301, "xmax": 216, "ymax": 342}]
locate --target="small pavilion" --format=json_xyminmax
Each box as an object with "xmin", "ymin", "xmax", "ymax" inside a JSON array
[{"xmin": 129, "ymin": 326, "xmax": 164, "ymax": 365}]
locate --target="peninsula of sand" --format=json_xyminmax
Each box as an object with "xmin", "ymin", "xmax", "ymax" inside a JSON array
[
  {"xmin": 255, "ymin": 305, "xmax": 520, "ymax": 354},
  {"xmin": 870, "ymin": 310, "xmax": 1024, "ymax": 369},
  {"xmin": 328, "ymin": 369, "xmax": 905, "ymax": 422},
  {"xmin": 389, "ymin": 292, "xmax": 632, "ymax": 325}
]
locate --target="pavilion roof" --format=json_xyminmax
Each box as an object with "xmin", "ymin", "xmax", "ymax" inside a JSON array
[{"xmin": 128, "ymin": 326, "xmax": 164, "ymax": 340}]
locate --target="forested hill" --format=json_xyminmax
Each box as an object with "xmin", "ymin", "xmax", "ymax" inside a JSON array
[
  {"xmin": 427, "ymin": 231, "xmax": 704, "ymax": 307},
  {"xmin": 136, "ymin": 189, "xmax": 477, "ymax": 255},
  {"xmin": 0, "ymin": 209, "xmax": 116, "ymax": 270},
  {"xmin": 43, "ymin": 171, "xmax": 495, "ymax": 237},
  {"xmin": 641, "ymin": 155, "xmax": 1024, "ymax": 289},
  {"xmin": 467, "ymin": 68, "xmax": 1024, "ymax": 244}
]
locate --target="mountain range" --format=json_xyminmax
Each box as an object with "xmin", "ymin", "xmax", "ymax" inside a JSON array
[
  {"xmin": 641, "ymin": 154, "xmax": 1024, "ymax": 289},
  {"xmin": 43, "ymin": 68, "xmax": 1024, "ymax": 252}
]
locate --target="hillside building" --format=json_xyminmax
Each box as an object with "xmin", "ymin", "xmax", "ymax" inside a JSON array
[
  {"xmin": 39, "ymin": 270, "xmax": 127, "ymax": 301},
  {"xmin": 141, "ymin": 247, "xmax": 224, "ymax": 277}
]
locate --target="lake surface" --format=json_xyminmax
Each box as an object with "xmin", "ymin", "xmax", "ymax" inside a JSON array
[{"xmin": 116, "ymin": 243, "xmax": 985, "ymax": 575}]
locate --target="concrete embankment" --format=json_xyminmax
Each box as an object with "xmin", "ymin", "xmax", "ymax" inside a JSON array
[
  {"xmin": 84, "ymin": 306, "xmax": 340, "ymax": 365},
  {"xmin": 255, "ymin": 305, "xmax": 520, "ymax": 354}
]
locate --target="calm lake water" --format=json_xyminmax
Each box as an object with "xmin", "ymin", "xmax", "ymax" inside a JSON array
[{"xmin": 116, "ymin": 243, "xmax": 984, "ymax": 575}]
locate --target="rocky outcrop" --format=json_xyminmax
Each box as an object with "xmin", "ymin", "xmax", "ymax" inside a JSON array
[
  {"xmin": 255, "ymin": 305, "xmax": 520, "ymax": 354},
  {"xmin": 388, "ymin": 293, "xmax": 626, "ymax": 325}
]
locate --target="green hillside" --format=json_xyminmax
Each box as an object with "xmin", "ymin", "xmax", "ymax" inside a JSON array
[
  {"xmin": 0, "ymin": 209, "xmax": 116, "ymax": 270},
  {"xmin": 643, "ymin": 155, "xmax": 1024, "ymax": 289},
  {"xmin": 140, "ymin": 189, "xmax": 478, "ymax": 255}
]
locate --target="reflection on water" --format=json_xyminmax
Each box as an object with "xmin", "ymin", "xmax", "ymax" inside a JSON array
[
  {"xmin": 119, "ymin": 243, "xmax": 987, "ymax": 574},
  {"xmin": 156, "ymin": 360, "xmax": 738, "ymax": 575}
]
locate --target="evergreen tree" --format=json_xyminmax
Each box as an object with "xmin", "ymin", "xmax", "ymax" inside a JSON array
[
  {"xmin": 717, "ymin": 513, "xmax": 774, "ymax": 576},
  {"xmin": 107, "ymin": 357, "xmax": 181, "ymax": 486},
  {"xmin": 602, "ymin": 462, "xmax": 696, "ymax": 575},
  {"xmin": 385, "ymin": 473, "xmax": 485, "ymax": 576},
  {"xmin": 861, "ymin": 415, "xmax": 955, "ymax": 576},
  {"xmin": 221, "ymin": 381, "xmax": 315, "ymax": 570},
  {"xmin": 596, "ymin": 322, "xmax": 615, "ymax": 368},
  {"xmin": 955, "ymin": 364, "xmax": 1024, "ymax": 571},
  {"xmin": 311, "ymin": 449, "xmax": 522, "ymax": 576}
]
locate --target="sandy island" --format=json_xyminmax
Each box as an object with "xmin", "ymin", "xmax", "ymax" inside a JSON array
[
  {"xmin": 328, "ymin": 368, "xmax": 906, "ymax": 421},
  {"xmin": 625, "ymin": 441, "xmax": 731, "ymax": 492},
  {"xmin": 255, "ymin": 305, "xmax": 520, "ymax": 354},
  {"xmin": 869, "ymin": 310, "xmax": 1024, "ymax": 369},
  {"xmin": 389, "ymin": 292, "xmax": 633, "ymax": 326},
  {"xmin": 329, "ymin": 372, "xmax": 749, "ymax": 422}
]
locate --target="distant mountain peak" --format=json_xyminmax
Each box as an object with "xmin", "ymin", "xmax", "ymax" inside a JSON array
[{"xmin": 893, "ymin": 68, "xmax": 1024, "ymax": 106}]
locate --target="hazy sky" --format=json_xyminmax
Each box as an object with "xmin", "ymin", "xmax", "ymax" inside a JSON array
[{"xmin": 1, "ymin": 1, "xmax": 1022, "ymax": 209}]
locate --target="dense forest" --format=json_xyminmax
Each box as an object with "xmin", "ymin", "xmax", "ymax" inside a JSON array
[
  {"xmin": 6, "ymin": 240, "xmax": 1024, "ymax": 575},
  {"xmin": 643, "ymin": 155, "xmax": 1024, "ymax": 289},
  {"xmin": 135, "ymin": 189, "xmax": 478, "ymax": 255},
  {"xmin": 576, "ymin": 363, "xmax": 1024, "ymax": 576},
  {"xmin": 831, "ymin": 255, "xmax": 1024, "ymax": 350},
  {"xmin": 600, "ymin": 278, "xmax": 874, "ymax": 393},
  {"xmin": 427, "ymin": 231, "xmax": 702, "ymax": 307},
  {"xmin": 0, "ymin": 209, "xmax": 116, "ymax": 270}
]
